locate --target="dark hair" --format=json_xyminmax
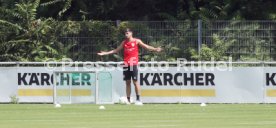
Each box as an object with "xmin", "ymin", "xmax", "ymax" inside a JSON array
[{"xmin": 124, "ymin": 28, "xmax": 133, "ymax": 33}]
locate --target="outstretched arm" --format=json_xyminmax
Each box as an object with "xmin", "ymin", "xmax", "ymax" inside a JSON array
[
  {"xmin": 97, "ymin": 42, "xmax": 124, "ymax": 56},
  {"xmin": 137, "ymin": 39, "xmax": 162, "ymax": 52}
]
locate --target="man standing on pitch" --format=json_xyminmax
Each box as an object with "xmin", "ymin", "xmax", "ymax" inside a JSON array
[{"xmin": 97, "ymin": 28, "xmax": 162, "ymax": 105}]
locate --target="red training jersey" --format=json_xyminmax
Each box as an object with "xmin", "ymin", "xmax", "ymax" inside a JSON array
[{"xmin": 123, "ymin": 38, "xmax": 139, "ymax": 66}]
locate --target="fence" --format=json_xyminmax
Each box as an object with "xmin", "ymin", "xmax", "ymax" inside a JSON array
[
  {"xmin": 2, "ymin": 62, "xmax": 276, "ymax": 103},
  {"xmin": 57, "ymin": 20, "xmax": 276, "ymax": 62},
  {"xmin": 1, "ymin": 61, "xmax": 276, "ymax": 67}
]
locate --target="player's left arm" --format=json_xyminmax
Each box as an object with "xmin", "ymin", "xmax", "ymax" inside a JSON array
[{"xmin": 137, "ymin": 39, "xmax": 162, "ymax": 52}]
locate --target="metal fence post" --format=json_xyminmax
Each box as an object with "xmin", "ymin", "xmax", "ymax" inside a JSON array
[
  {"xmin": 116, "ymin": 20, "xmax": 121, "ymax": 27},
  {"xmin": 197, "ymin": 20, "xmax": 202, "ymax": 54}
]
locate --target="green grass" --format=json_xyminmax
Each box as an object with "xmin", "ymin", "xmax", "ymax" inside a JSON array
[{"xmin": 0, "ymin": 104, "xmax": 276, "ymax": 128}]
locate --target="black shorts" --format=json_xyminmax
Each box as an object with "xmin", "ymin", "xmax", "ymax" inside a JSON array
[{"xmin": 123, "ymin": 65, "xmax": 138, "ymax": 81}]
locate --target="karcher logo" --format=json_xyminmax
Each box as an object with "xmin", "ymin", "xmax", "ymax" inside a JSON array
[
  {"xmin": 140, "ymin": 73, "xmax": 215, "ymax": 86},
  {"xmin": 265, "ymin": 73, "xmax": 276, "ymax": 97},
  {"xmin": 18, "ymin": 73, "xmax": 92, "ymax": 86},
  {"xmin": 266, "ymin": 73, "xmax": 276, "ymax": 86},
  {"xmin": 18, "ymin": 73, "xmax": 53, "ymax": 86}
]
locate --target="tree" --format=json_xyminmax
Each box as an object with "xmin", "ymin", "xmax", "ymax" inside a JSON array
[{"xmin": 0, "ymin": 0, "xmax": 65, "ymax": 61}]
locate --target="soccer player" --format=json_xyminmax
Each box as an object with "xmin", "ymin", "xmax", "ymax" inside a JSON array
[{"xmin": 97, "ymin": 28, "xmax": 162, "ymax": 105}]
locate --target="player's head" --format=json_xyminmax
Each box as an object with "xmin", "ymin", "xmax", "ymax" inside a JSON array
[{"xmin": 124, "ymin": 28, "xmax": 133, "ymax": 39}]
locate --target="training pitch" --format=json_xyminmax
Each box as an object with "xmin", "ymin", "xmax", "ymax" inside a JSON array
[{"xmin": 0, "ymin": 104, "xmax": 275, "ymax": 128}]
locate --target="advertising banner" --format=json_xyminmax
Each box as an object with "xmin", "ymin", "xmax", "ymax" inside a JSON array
[{"xmin": 0, "ymin": 66, "xmax": 273, "ymax": 103}]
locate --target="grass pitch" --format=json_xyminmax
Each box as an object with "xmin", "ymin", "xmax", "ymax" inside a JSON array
[{"xmin": 0, "ymin": 104, "xmax": 276, "ymax": 128}]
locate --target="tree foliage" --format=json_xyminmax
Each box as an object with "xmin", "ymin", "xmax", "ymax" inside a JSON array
[
  {"xmin": 0, "ymin": 0, "xmax": 66, "ymax": 61},
  {"xmin": 0, "ymin": 0, "xmax": 275, "ymax": 61}
]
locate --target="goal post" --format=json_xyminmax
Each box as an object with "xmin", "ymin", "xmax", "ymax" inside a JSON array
[{"xmin": 52, "ymin": 70, "xmax": 113, "ymax": 104}]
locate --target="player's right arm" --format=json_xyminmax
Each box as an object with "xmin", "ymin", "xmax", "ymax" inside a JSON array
[{"xmin": 97, "ymin": 41, "xmax": 124, "ymax": 56}]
